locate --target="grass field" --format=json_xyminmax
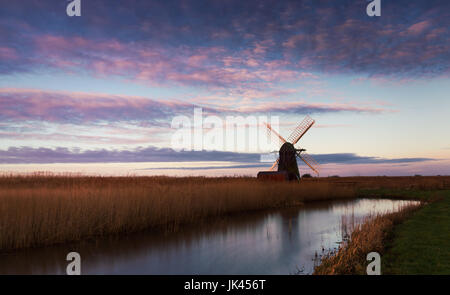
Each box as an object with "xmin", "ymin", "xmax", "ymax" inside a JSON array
[
  {"xmin": 0, "ymin": 174, "xmax": 449, "ymax": 255},
  {"xmin": 382, "ymin": 190, "xmax": 450, "ymax": 274}
]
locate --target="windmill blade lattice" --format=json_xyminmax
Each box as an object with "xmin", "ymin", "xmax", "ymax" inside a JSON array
[
  {"xmin": 298, "ymin": 151, "xmax": 320, "ymax": 176},
  {"xmin": 287, "ymin": 115, "xmax": 315, "ymax": 145},
  {"xmin": 265, "ymin": 122, "xmax": 287, "ymax": 148}
]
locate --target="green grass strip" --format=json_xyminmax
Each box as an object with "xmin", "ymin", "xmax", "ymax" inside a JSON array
[{"xmin": 383, "ymin": 190, "xmax": 450, "ymax": 274}]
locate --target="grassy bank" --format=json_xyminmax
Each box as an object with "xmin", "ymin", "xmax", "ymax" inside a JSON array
[
  {"xmin": 314, "ymin": 189, "xmax": 450, "ymax": 275},
  {"xmin": 0, "ymin": 174, "xmax": 355, "ymax": 251},
  {"xmin": 382, "ymin": 190, "xmax": 450, "ymax": 274}
]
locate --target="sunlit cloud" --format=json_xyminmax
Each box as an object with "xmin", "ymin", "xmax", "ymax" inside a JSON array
[{"xmin": 0, "ymin": 88, "xmax": 388, "ymax": 125}]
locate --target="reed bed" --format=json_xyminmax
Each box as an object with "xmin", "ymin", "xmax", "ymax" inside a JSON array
[
  {"xmin": 313, "ymin": 203, "xmax": 422, "ymax": 275},
  {"xmin": 0, "ymin": 174, "xmax": 355, "ymax": 251},
  {"xmin": 309, "ymin": 175, "xmax": 450, "ymax": 191}
]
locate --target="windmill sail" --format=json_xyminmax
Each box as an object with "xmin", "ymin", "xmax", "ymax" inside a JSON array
[
  {"xmin": 269, "ymin": 158, "xmax": 279, "ymax": 171},
  {"xmin": 298, "ymin": 152, "xmax": 320, "ymax": 176},
  {"xmin": 265, "ymin": 122, "xmax": 287, "ymax": 148},
  {"xmin": 287, "ymin": 115, "xmax": 315, "ymax": 145}
]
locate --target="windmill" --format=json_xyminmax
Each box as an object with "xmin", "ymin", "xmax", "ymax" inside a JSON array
[{"xmin": 257, "ymin": 115, "xmax": 320, "ymax": 181}]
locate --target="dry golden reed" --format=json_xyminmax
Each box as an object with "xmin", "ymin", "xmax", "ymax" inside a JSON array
[
  {"xmin": 316, "ymin": 175, "xmax": 450, "ymax": 191},
  {"xmin": 1, "ymin": 174, "xmax": 448, "ymax": 251},
  {"xmin": 313, "ymin": 204, "xmax": 422, "ymax": 275},
  {"xmin": 0, "ymin": 174, "xmax": 356, "ymax": 251}
]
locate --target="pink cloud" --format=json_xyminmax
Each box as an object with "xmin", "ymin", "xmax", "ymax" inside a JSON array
[
  {"xmin": 0, "ymin": 88, "xmax": 390, "ymax": 127},
  {"xmin": 406, "ymin": 20, "xmax": 431, "ymax": 35},
  {"xmin": 0, "ymin": 88, "xmax": 194, "ymax": 124},
  {"xmin": 283, "ymin": 34, "xmax": 305, "ymax": 48},
  {"xmin": 233, "ymin": 100, "xmax": 391, "ymax": 114},
  {"xmin": 0, "ymin": 47, "xmax": 18, "ymax": 60},
  {"xmin": 30, "ymin": 34, "xmax": 309, "ymax": 90},
  {"xmin": 426, "ymin": 27, "xmax": 447, "ymax": 40},
  {"xmin": 0, "ymin": 131, "xmax": 152, "ymax": 145}
]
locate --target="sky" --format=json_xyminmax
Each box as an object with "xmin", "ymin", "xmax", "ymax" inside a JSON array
[{"xmin": 0, "ymin": 0, "xmax": 449, "ymax": 176}]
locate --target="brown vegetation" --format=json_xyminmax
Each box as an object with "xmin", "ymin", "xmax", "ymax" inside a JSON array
[
  {"xmin": 313, "ymin": 204, "xmax": 422, "ymax": 275},
  {"xmin": 1, "ymin": 174, "xmax": 448, "ymax": 252},
  {"xmin": 303, "ymin": 175, "xmax": 450, "ymax": 191},
  {"xmin": 0, "ymin": 173, "xmax": 355, "ymax": 251}
]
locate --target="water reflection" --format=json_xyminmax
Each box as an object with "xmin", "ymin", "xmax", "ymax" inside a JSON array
[{"xmin": 0, "ymin": 198, "xmax": 418, "ymax": 275}]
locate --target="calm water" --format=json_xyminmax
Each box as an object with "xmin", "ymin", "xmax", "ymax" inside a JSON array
[{"xmin": 0, "ymin": 198, "xmax": 418, "ymax": 275}]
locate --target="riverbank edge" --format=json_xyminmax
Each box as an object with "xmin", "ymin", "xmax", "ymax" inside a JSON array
[{"xmin": 313, "ymin": 189, "xmax": 449, "ymax": 275}]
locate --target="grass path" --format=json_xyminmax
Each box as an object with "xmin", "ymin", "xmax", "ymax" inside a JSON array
[{"xmin": 382, "ymin": 190, "xmax": 450, "ymax": 274}]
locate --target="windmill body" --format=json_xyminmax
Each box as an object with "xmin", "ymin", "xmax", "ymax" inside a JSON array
[
  {"xmin": 278, "ymin": 142, "xmax": 300, "ymax": 181},
  {"xmin": 257, "ymin": 115, "xmax": 320, "ymax": 181}
]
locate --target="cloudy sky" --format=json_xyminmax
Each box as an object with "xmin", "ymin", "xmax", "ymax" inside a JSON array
[{"xmin": 0, "ymin": 0, "xmax": 449, "ymax": 176}]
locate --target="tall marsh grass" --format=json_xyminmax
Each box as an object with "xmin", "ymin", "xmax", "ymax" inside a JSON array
[
  {"xmin": 0, "ymin": 174, "xmax": 355, "ymax": 251},
  {"xmin": 313, "ymin": 203, "xmax": 422, "ymax": 275}
]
